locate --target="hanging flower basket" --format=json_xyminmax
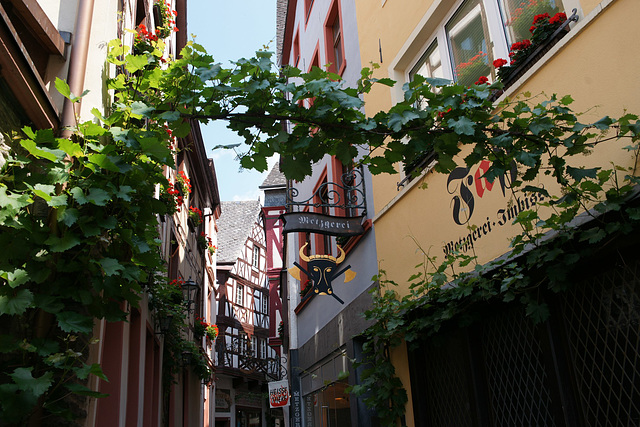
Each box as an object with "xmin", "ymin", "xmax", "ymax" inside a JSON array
[
  {"xmin": 153, "ymin": 0, "xmax": 178, "ymax": 39},
  {"xmin": 205, "ymin": 324, "xmax": 218, "ymax": 340},
  {"xmin": 176, "ymin": 170, "xmax": 191, "ymax": 195},
  {"xmin": 188, "ymin": 206, "xmax": 203, "ymax": 230},
  {"xmin": 133, "ymin": 24, "xmax": 158, "ymax": 55},
  {"xmin": 160, "ymin": 183, "xmax": 180, "ymax": 215},
  {"xmin": 197, "ymin": 232, "xmax": 210, "ymax": 251}
]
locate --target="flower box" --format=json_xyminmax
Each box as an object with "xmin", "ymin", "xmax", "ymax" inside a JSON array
[{"xmin": 492, "ymin": 9, "xmax": 578, "ymax": 99}]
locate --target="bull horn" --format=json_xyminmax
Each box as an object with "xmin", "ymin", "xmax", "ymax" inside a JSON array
[
  {"xmin": 299, "ymin": 242, "xmax": 310, "ymax": 263},
  {"xmin": 335, "ymin": 245, "xmax": 345, "ymax": 264}
]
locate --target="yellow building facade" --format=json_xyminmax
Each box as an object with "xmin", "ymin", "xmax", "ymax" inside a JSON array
[{"xmin": 354, "ymin": 0, "xmax": 640, "ymax": 424}]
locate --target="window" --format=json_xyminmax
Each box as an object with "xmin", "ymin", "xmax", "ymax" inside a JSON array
[
  {"xmin": 498, "ymin": 0, "xmax": 563, "ymax": 45},
  {"xmin": 313, "ymin": 175, "xmax": 331, "ymax": 255},
  {"xmin": 259, "ymin": 338, "xmax": 267, "ymax": 359},
  {"xmin": 236, "ymin": 284, "xmax": 244, "ymax": 306},
  {"xmin": 304, "ymin": 0, "xmax": 314, "ymax": 22},
  {"xmin": 410, "ymin": 40, "xmax": 444, "ymax": 82},
  {"xmin": 293, "ymin": 30, "xmax": 301, "ymax": 67},
  {"xmin": 303, "ymin": 381, "xmax": 352, "ymax": 427},
  {"xmin": 261, "ymin": 293, "xmax": 268, "ymax": 314},
  {"xmin": 239, "ymin": 332, "xmax": 248, "ymax": 355},
  {"xmin": 447, "ymin": 0, "xmax": 495, "ymax": 87},
  {"xmin": 252, "ymin": 245, "xmax": 260, "ymax": 269},
  {"xmin": 251, "ymin": 336, "xmax": 258, "ymax": 357},
  {"xmin": 324, "ymin": 0, "xmax": 345, "ymax": 74}
]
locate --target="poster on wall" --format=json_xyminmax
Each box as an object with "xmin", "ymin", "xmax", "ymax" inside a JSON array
[{"xmin": 269, "ymin": 380, "xmax": 290, "ymax": 408}]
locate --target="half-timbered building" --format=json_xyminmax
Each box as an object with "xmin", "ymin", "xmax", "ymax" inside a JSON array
[{"xmin": 214, "ymin": 200, "xmax": 280, "ymax": 426}]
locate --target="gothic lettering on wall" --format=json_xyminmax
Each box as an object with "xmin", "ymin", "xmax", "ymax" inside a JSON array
[{"xmin": 443, "ymin": 160, "xmax": 544, "ymax": 255}]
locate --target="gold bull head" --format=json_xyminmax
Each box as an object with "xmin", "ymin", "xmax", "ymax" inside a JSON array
[{"xmin": 288, "ymin": 243, "xmax": 356, "ymax": 304}]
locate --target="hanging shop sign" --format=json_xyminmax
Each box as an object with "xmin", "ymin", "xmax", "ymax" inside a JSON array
[
  {"xmin": 281, "ymin": 212, "xmax": 365, "ymax": 236},
  {"xmin": 288, "ymin": 243, "xmax": 356, "ymax": 304},
  {"xmin": 269, "ymin": 380, "xmax": 290, "ymax": 408}
]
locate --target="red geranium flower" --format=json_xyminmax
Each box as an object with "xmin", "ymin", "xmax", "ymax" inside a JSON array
[
  {"xmin": 549, "ymin": 12, "xmax": 567, "ymax": 25},
  {"xmin": 475, "ymin": 75, "xmax": 489, "ymax": 85},
  {"xmin": 532, "ymin": 13, "xmax": 550, "ymax": 24},
  {"xmin": 493, "ymin": 58, "xmax": 508, "ymax": 68}
]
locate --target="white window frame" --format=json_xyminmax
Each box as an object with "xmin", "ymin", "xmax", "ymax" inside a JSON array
[
  {"xmin": 239, "ymin": 332, "xmax": 248, "ymax": 355},
  {"xmin": 259, "ymin": 338, "xmax": 267, "ymax": 359},
  {"xmin": 261, "ymin": 293, "xmax": 268, "ymax": 314},
  {"xmin": 390, "ymin": 0, "xmax": 576, "ymax": 93},
  {"xmin": 236, "ymin": 284, "xmax": 244, "ymax": 306},
  {"xmin": 252, "ymin": 245, "xmax": 260, "ymax": 269},
  {"xmin": 390, "ymin": 0, "xmax": 570, "ymax": 186},
  {"xmin": 251, "ymin": 336, "xmax": 258, "ymax": 356}
]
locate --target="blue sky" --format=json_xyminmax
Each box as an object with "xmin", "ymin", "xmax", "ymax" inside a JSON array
[{"xmin": 187, "ymin": 0, "xmax": 278, "ymax": 202}]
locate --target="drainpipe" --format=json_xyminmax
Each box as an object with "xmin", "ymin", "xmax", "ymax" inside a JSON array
[{"xmin": 60, "ymin": 0, "xmax": 95, "ymax": 137}]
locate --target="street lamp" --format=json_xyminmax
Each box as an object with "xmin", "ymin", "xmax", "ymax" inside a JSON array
[
  {"xmin": 156, "ymin": 314, "xmax": 174, "ymax": 335},
  {"xmin": 182, "ymin": 277, "xmax": 200, "ymax": 312}
]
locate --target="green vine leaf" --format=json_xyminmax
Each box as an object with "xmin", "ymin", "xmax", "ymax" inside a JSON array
[
  {"xmin": 98, "ymin": 258, "xmax": 125, "ymax": 276},
  {"xmin": 56, "ymin": 311, "xmax": 94, "ymax": 334},
  {"xmin": 0, "ymin": 289, "xmax": 34, "ymax": 315},
  {"xmin": 10, "ymin": 367, "xmax": 53, "ymax": 397},
  {"xmin": 447, "ymin": 116, "xmax": 476, "ymax": 135},
  {"xmin": 45, "ymin": 233, "xmax": 81, "ymax": 252}
]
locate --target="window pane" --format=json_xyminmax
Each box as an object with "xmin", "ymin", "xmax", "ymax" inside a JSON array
[
  {"xmin": 236, "ymin": 284, "xmax": 244, "ymax": 305},
  {"xmin": 499, "ymin": 0, "xmax": 562, "ymax": 44},
  {"xmin": 409, "ymin": 41, "xmax": 443, "ymax": 102},
  {"xmin": 446, "ymin": 0, "xmax": 494, "ymax": 87},
  {"xmin": 333, "ymin": 17, "xmax": 343, "ymax": 70},
  {"xmin": 409, "ymin": 41, "xmax": 443, "ymax": 81}
]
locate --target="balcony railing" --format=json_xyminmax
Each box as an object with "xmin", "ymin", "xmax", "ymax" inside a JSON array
[{"xmin": 215, "ymin": 339, "xmax": 280, "ymax": 380}]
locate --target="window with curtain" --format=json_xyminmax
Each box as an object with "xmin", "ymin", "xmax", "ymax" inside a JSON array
[
  {"xmin": 498, "ymin": 0, "xmax": 562, "ymax": 44},
  {"xmin": 446, "ymin": 0, "xmax": 495, "ymax": 87}
]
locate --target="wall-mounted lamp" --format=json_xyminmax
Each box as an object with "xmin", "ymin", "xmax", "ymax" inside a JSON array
[{"xmin": 182, "ymin": 277, "xmax": 200, "ymax": 312}]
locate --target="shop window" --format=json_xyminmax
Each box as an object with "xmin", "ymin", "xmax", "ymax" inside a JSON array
[
  {"xmin": 303, "ymin": 381, "xmax": 352, "ymax": 427},
  {"xmin": 324, "ymin": 0, "xmax": 345, "ymax": 75}
]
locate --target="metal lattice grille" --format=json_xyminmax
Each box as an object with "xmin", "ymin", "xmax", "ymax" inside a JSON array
[
  {"xmin": 560, "ymin": 262, "xmax": 640, "ymax": 426},
  {"xmin": 421, "ymin": 333, "xmax": 473, "ymax": 427},
  {"xmin": 482, "ymin": 308, "xmax": 557, "ymax": 427}
]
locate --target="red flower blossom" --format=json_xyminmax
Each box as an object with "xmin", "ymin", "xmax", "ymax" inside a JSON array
[
  {"xmin": 475, "ymin": 75, "xmax": 489, "ymax": 85},
  {"xmin": 493, "ymin": 58, "xmax": 508, "ymax": 68},
  {"xmin": 437, "ymin": 107, "xmax": 452, "ymax": 119},
  {"xmin": 549, "ymin": 12, "xmax": 567, "ymax": 25},
  {"xmin": 532, "ymin": 13, "xmax": 550, "ymax": 24},
  {"xmin": 510, "ymin": 39, "xmax": 531, "ymax": 51}
]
